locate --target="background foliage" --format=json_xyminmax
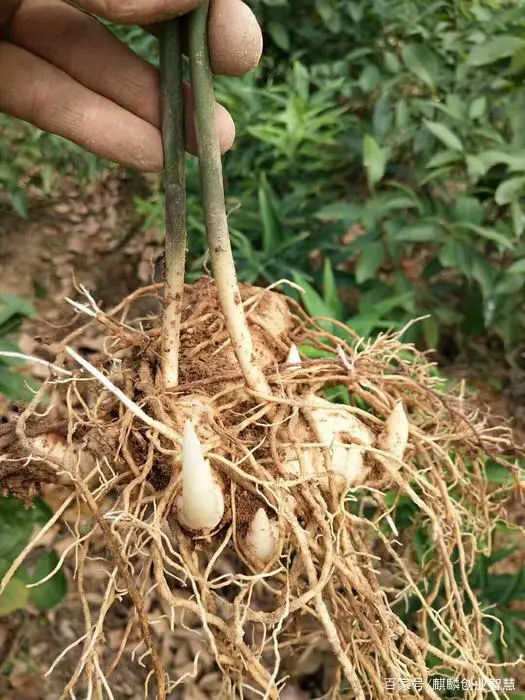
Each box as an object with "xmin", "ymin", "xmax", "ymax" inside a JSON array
[
  {"xmin": 142, "ymin": 0, "xmax": 525, "ymax": 355},
  {"xmin": 0, "ymin": 294, "xmax": 39, "ymax": 401},
  {"xmin": 0, "ymin": 496, "xmax": 67, "ymax": 616},
  {"xmin": 2, "ymin": 0, "xmax": 525, "ymax": 357}
]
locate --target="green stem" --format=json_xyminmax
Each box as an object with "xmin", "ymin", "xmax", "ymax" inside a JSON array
[
  {"xmin": 188, "ymin": 2, "xmax": 269, "ymax": 396},
  {"xmin": 160, "ymin": 19, "xmax": 187, "ymax": 388}
]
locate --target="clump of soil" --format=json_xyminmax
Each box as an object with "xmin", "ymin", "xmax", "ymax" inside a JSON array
[{"xmin": 0, "ymin": 278, "xmax": 522, "ymax": 699}]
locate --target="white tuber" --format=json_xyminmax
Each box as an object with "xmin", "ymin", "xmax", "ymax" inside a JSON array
[
  {"xmin": 285, "ymin": 344, "xmax": 302, "ymax": 366},
  {"xmin": 307, "ymin": 393, "xmax": 373, "ymax": 447},
  {"xmin": 176, "ymin": 420, "xmax": 224, "ymax": 532},
  {"xmin": 378, "ymin": 401, "xmax": 409, "ymax": 464},
  {"xmin": 28, "ymin": 433, "xmax": 94, "ymax": 480},
  {"xmin": 285, "ymin": 393, "xmax": 374, "ymax": 490},
  {"xmin": 245, "ymin": 507, "xmax": 277, "ymax": 564}
]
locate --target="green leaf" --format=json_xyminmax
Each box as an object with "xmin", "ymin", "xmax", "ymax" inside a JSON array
[
  {"xmin": 0, "ymin": 503, "xmax": 33, "ymax": 560},
  {"xmin": 487, "ymin": 543, "xmax": 521, "ymax": 566},
  {"xmin": 510, "ymin": 45, "xmax": 525, "ymax": 74},
  {"xmin": 467, "ymin": 36, "xmax": 525, "ymax": 67},
  {"xmin": 0, "ymin": 294, "xmax": 35, "ymax": 327},
  {"xmin": 323, "ymin": 385, "xmax": 350, "ymax": 405},
  {"xmin": 511, "ymin": 202, "xmax": 525, "ymax": 238},
  {"xmin": 27, "ymin": 551, "xmax": 67, "ymax": 612},
  {"xmin": 471, "ymin": 255, "xmax": 494, "ymax": 298},
  {"xmin": 469, "ymin": 96, "xmax": 487, "ymax": 120},
  {"xmin": 363, "ymin": 135, "xmax": 389, "ymax": 186},
  {"xmin": 424, "ymin": 121, "xmax": 463, "ymax": 152},
  {"xmin": 497, "ymin": 568, "xmax": 525, "ymax": 605},
  {"xmin": 454, "ymin": 222, "xmax": 513, "ymax": 250},
  {"xmin": 383, "ymin": 52, "xmax": 400, "ymax": 74},
  {"xmin": 426, "ymin": 151, "xmax": 462, "ymax": 169},
  {"xmin": 466, "ymin": 154, "xmax": 487, "ymax": 181},
  {"xmin": 355, "ymin": 242, "xmax": 384, "ymax": 284},
  {"xmin": 0, "ymin": 338, "xmax": 25, "ymax": 366},
  {"xmin": 0, "ymin": 577, "xmax": 29, "ymax": 616},
  {"xmin": 389, "ymin": 224, "xmax": 443, "ymax": 243},
  {"xmin": 439, "ymin": 240, "xmax": 471, "ymax": 273},
  {"xmin": 298, "ymin": 344, "xmax": 333, "ymax": 360},
  {"xmin": 0, "ymin": 365, "xmax": 39, "ymax": 402},
  {"xmin": 423, "ymin": 316, "xmax": 439, "ymax": 349},
  {"xmin": 401, "ymin": 44, "xmax": 441, "ymax": 87},
  {"xmin": 507, "ymin": 259, "xmax": 525, "ymax": 275},
  {"xmin": 357, "ymin": 291, "xmax": 413, "ymax": 316},
  {"xmin": 485, "ymin": 460, "xmax": 523, "ymax": 485},
  {"xmin": 267, "ymin": 21, "xmax": 290, "ymax": 51},
  {"xmin": 493, "ymin": 274, "xmax": 524, "ymax": 296},
  {"xmin": 314, "ymin": 202, "xmax": 361, "ymax": 222},
  {"xmin": 322, "ymin": 259, "xmax": 343, "ymax": 319},
  {"xmin": 476, "ymin": 149, "xmax": 525, "ymax": 173},
  {"xmin": 291, "ymin": 272, "xmax": 335, "ymax": 331},
  {"xmin": 257, "ymin": 174, "xmax": 281, "ymax": 255},
  {"xmin": 31, "ymin": 498, "xmax": 53, "ymax": 525},
  {"xmin": 452, "ymin": 196, "xmax": 484, "ymax": 225},
  {"xmin": 495, "ymin": 176, "xmax": 525, "ymax": 206},
  {"xmin": 395, "ymin": 99, "xmax": 409, "ymax": 130},
  {"xmin": 358, "ymin": 65, "xmax": 381, "ymax": 93},
  {"xmin": 291, "ymin": 61, "xmax": 310, "ymax": 101},
  {"xmin": 0, "ymin": 496, "xmax": 52, "ymax": 527},
  {"xmin": 345, "ymin": 312, "xmax": 395, "ymax": 336},
  {"xmin": 361, "ymin": 194, "xmax": 420, "ymax": 228},
  {"xmin": 372, "ymin": 95, "xmax": 391, "ymax": 138},
  {"xmin": 315, "ymin": 0, "xmax": 342, "ymax": 31},
  {"xmin": 11, "ymin": 190, "xmax": 29, "ymax": 219}
]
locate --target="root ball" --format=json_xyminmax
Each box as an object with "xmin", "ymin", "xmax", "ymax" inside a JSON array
[{"xmin": 1, "ymin": 277, "xmax": 520, "ymax": 700}]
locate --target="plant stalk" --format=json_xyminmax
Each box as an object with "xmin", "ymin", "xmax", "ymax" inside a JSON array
[
  {"xmin": 160, "ymin": 19, "xmax": 187, "ymax": 388},
  {"xmin": 187, "ymin": 2, "xmax": 270, "ymax": 396}
]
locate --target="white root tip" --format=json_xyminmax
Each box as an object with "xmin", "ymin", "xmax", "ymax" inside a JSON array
[
  {"xmin": 245, "ymin": 507, "xmax": 277, "ymax": 564},
  {"xmin": 285, "ymin": 344, "xmax": 302, "ymax": 366},
  {"xmin": 380, "ymin": 401, "xmax": 409, "ymax": 462},
  {"xmin": 177, "ymin": 420, "xmax": 224, "ymax": 532}
]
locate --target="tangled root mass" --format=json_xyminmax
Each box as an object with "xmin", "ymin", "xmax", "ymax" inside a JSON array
[{"xmin": 0, "ymin": 277, "xmax": 521, "ymax": 699}]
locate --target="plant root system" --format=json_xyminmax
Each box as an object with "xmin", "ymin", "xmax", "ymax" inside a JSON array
[{"xmin": 0, "ymin": 278, "xmax": 521, "ymax": 700}]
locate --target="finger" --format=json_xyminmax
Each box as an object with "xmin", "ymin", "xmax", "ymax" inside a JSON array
[
  {"xmin": 208, "ymin": 0, "xmax": 262, "ymax": 76},
  {"xmin": 0, "ymin": 0, "xmax": 21, "ymax": 27},
  {"xmin": 70, "ymin": 0, "xmax": 201, "ymax": 25},
  {"xmin": 10, "ymin": 0, "xmax": 162, "ymax": 126},
  {"xmin": 148, "ymin": 0, "xmax": 262, "ymax": 76},
  {"xmin": 0, "ymin": 41, "xmax": 164, "ymax": 170},
  {"xmin": 8, "ymin": 0, "xmax": 235, "ymax": 155}
]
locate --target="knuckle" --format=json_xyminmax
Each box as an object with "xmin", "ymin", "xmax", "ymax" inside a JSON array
[{"xmin": 94, "ymin": 0, "xmax": 145, "ymax": 24}]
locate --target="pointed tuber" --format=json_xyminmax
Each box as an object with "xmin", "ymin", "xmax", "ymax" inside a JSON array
[
  {"xmin": 285, "ymin": 344, "xmax": 302, "ymax": 366},
  {"xmin": 245, "ymin": 507, "xmax": 277, "ymax": 564},
  {"xmin": 378, "ymin": 401, "xmax": 409, "ymax": 464},
  {"xmin": 176, "ymin": 420, "xmax": 224, "ymax": 532}
]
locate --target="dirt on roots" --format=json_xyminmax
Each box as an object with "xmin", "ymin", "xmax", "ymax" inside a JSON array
[{"xmin": 0, "ymin": 277, "xmax": 523, "ymax": 699}]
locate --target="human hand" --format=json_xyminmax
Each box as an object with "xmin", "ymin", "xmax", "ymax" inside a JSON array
[{"xmin": 0, "ymin": 0, "xmax": 262, "ymax": 171}]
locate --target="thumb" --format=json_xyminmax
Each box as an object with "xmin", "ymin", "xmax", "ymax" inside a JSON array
[{"xmin": 72, "ymin": 0, "xmax": 202, "ymax": 25}]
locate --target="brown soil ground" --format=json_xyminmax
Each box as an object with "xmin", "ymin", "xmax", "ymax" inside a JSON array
[{"xmin": 0, "ymin": 175, "xmax": 524, "ymax": 699}]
